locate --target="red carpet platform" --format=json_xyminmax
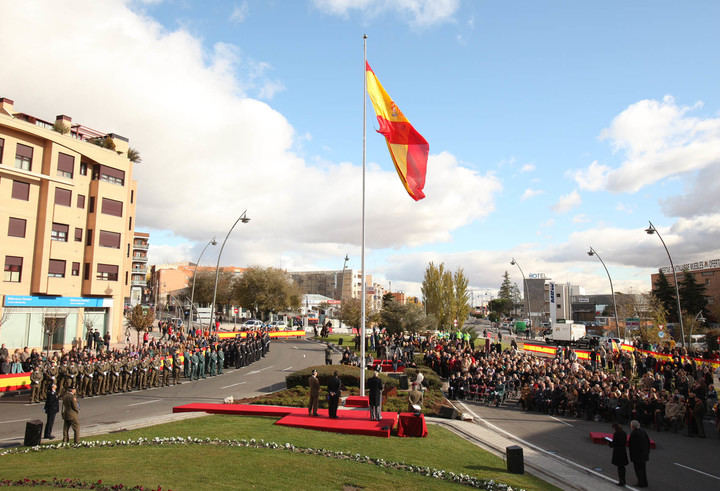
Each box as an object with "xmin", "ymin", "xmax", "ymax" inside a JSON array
[
  {"xmin": 344, "ymin": 395, "xmax": 369, "ymax": 408},
  {"xmin": 371, "ymin": 360, "xmax": 405, "ymax": 373},
  {"xmin": 590, "ymin": 432, "xmax": 656, "ymax": 449},
  {"xmin": 172, "ymin": 403, "xmax": 398, "ymax": 438}
]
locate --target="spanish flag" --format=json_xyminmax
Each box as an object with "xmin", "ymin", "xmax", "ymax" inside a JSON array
[{"xmin": 366, "ymin": 62, "xmax": 429, "ymax": 201}]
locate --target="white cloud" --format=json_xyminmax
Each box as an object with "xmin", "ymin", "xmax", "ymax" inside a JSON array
[
  {"xmin": 615, "ymin": 202, "xmax": 635, "ymax": 213},
  {"xmin": 573, "ymin": 96, "xmax": 720, "ymax": 193},
  {"xmin": 570, "ymin": 160, "xmax": 609, "ymax": 191},
  {"xmin": 0, "ymin": 0, "xmax": 499, "ymax": 271},
  {"xmin": 521, "ymin": 188, "xmax": 543, "ymax": 201},
  {"xmin": 551, "ymin": 190, "xmax": 581, "ymax": 213},
  {"xmin": 312, "ymin": 0, "xmax": 460, "ymax": 27},
  {"xmin": 520, "ymin": 163, "xmax": 535, "ymax": 173},
  {"xmin": 573, "ymin": 214, "xmax": 590, "ymax": 223},
  {"xmin": 660, "ymin": 163, "xmax": 720, "ymax": 218},
  {"xmin": 230, "ymin": 1, "xmax": 249, "ymax": 23}
]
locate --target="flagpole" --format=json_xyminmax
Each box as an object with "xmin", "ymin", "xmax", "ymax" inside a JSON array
[{"xmin": 360, "ymin": 33, "xmax": 367, "ymax": 397}]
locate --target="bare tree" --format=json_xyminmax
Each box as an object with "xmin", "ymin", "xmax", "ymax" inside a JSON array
[{"xmin": 128, "ymin": 305, "xmax": 155, "ymax": 345}]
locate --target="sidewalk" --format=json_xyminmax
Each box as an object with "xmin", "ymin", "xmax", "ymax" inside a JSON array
[{"xmin": 429, "ymin": 414, "xmax": 634, "ymax": 491}]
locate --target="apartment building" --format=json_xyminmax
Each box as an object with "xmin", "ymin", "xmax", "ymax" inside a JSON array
[
  {"xmin": 130, "ymin": 232, "xmax": 149, "ymax": 306},
  {"xmin": 0, "ymin": 97, "xmax": 137, "ymax": 350}
]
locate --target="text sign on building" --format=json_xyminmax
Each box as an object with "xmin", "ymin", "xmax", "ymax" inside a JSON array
[
  {"xmin": 4, "ymin": 295, "xmax": 113, "ymax": 308},
  {"xmin": 659, "ymin": 258, "xmax": 720, "ymax": 274},
  {"xmin": 529, "ymin": 273, "xmax": 546, "ymax": 279}
]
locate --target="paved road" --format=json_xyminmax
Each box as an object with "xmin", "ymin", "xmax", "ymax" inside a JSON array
[
  {"xmin": 0, "ymin": 338, "xmax": 325, "ymax": 447},
  {"xmin": 457, "ymin": 398, "xmax": 720, "ymax": 491}
]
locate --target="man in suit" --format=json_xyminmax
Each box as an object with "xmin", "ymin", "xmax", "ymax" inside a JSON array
[
  {"xmin": 327, "ymin": 371, "xmax": 342, "ymax": 419},
  {"xmin": 43, "ymin": 383, "xmax": 59, "ymax": 439},
  {"xmin": 629, "ymin": 419, "xmax": 650, "ymax": 487},
  {"xmin": 367, "ymin": 370, "xmax": 384, "ymax": 421},
  {"xmin": 308, "ymin": 369, "xmax": 320, "ymax": 416},
  {"xmin": 61, "ymin": 387, "xmax": 80, "ymax": 444},
  {"xmin": 609, "ymin": 423, "xmax": 629, "ymax": 486}
]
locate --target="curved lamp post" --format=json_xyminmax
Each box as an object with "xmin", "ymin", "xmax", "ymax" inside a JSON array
[
  {"xmin": 188, "ymin": 237, "xmax": 217, "ymax": 333},
  {"xmin": 209, "ymin": 210, "xmax": 250, "ymax": 331},
  {"xmin": 510, "ymin": 258, "xmax": 531, "ymax": 334},
  {"xmin": 645, "ymin": 221, "xmax": 685, "ymax": 347},
  {"xmin": 587, "ymin": 246, "xmax": 622, "ymax": 339}
]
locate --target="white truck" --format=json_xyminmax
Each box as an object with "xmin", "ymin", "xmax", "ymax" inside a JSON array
[{"xmin": 544, "ymin": 321, "xmax": 586, "ymax": 346}]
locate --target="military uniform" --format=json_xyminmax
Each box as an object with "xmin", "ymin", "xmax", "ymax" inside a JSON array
[
  {"xmin": 172, "ymin": 353, "xmax": 182, "ymax": 385},
  {"xmin": 110, "ymin": 359, "xmax": 122, "ymax": 393},
  {"xmin": 82, "ymin": 362, "xmax": 94, "ymax": 397},
  {"xmin": 191, "ymin": 352, "xmax": 199, "ymax": 380},
  {"xmin": 67, "ymin": 362, "xmax": 79, "ymax": 391},
  {"xmin": 30, "ymin": 367, "xmax": 44, "ymax": 403},
  {"xmin": 209, "ymin": 349, "xmax": 217, "ymax": 376},
  {"xmin": 217, "ymin": 348, "xmax": 224, "ymax": 374}
]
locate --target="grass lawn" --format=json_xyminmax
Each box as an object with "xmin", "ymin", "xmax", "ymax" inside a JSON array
[{"xmin": 0, "ymin": 415, "xmax": 557, "ymax": 491}]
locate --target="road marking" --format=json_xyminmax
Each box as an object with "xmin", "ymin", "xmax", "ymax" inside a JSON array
[
  {"xmin": 282, "ymin": 366, "xmax": 293, "ymax": 371},
  {"xmin": 674, "ymin": 463, "xmax": 720, "ymax": 480},
  {"xmin": 221, "ymin": 382, "xmax": 246, "ymax": 389},
  {"xmin": 127, "ymin": 399, "xmax": 160, "ymax": 407},
  {"xmin": 458, "ymin": 401, "xmax": 636, "ymax": 490},
  {"xmin": 247, "ymin": 364, "xmax": 274, "ymax": 375},
  {"xmin": 549, "ymin": 415, "xmax": 573, "ymax": 427},
  {"xmin": 0, "ymin": 419, "xmax": 28, "ymax": 425}
]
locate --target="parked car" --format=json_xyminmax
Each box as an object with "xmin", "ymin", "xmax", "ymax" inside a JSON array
[
  {"xmin": 268, "ymin": 320, "xmax": 288, "ymax": 330},
  {"xmin": 241, "ymin": 319, "xmax": 264, "ymax": 329}
]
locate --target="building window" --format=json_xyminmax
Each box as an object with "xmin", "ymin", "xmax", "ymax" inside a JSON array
[
  {"xmin": 8, "ymin": 217, "xmax": 27, "ymax": 238},
  {"xmin": 97, "ymin": 263, "xmax": 118, "ymax": 281},
  {"xmin": 93, "ymin": 165, "xmax": 125, "ymax": 186},
  {"xmin": 86, "ymin": 229, "xmax": 93, "ymax": 246},
  {"xmin": 127, "ymin": 243, "xmax": 130, "ymax": 257},
  {"xmin": 4, "ymin": 256, "xmax": 22, "ymax": 282},
  {"xmin": 72, "ymin": 262, "xmax": 80, "ymax": 276},
  {"xmin": 57, "ymin": 153, "xmax": 74, "ymax": 178},
  {"xmin": 99, "ymin": 230, "xmax": 121, "ymax": 249},
  {"xmin": 125, "ymin": 271, "xmax": 128, "ymax": 285},
  {"xmin": 88, "ymin": 196, "xmax": 95, "ymax": 213},
  {"xmin": 51, "ymin": 223, "xmax": 69, "ymax": 242},
  {"xmin": 54, "ymin": 187, "xmax": 71, "ymax": 207},
  {"xmin": 77, "ymin": 194, "xmax": 85, "ymax": 209},
  {"xmin": 101, "ymin": 197, "xmax": 123, "ymax": 217},
  {"xmin": 15, "ymin": 144, "xmax": 33, "ymax": 171},
  {"xmin": 48, "ymin": 259, "xmax": 66, "ymax": 278},
  {"xmin": 74, "ymin": 227, "xmax": 83, "ymax": 242},
  {"xmin": 130, "ymin": 190, "xmax": 134, "ymax": 203},
  {"xmin": 129, "ymin": 216, "xmax": 133, "ymax": 230},
  {"xmin": 0, "ymin": 137, "xmax": 4, "ymax": 162},
  {"xmin": 80, "ymin": 161, "xmax": 87, "ymax": 176},
  {"xmin": 84, "ymin": 263, "xmax": 89, "ymax": 280},
  {"xmin": 11, "ymin": 180, "xmax": 30, "ymax": 201}
]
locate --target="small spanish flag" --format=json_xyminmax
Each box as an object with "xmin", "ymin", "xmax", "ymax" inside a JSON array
[{"xmin": 366, "ymin": 62, "xmax": 429, "ymax": 201}]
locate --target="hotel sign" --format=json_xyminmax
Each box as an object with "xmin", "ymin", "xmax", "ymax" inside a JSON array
[{"xmin": 659, "ymin": 258, "xmax": 720, "ymax": 274}]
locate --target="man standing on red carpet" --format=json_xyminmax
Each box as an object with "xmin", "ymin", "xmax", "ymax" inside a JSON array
[
  {"xmin": 308, "ymin": 369, "xmax": 319, "ymax": 416},
  {"xmin": 367, "ymin": 370, "xmax": 383, "ymax": 421},
  {"xmin": 327, "ymin": 371, "xmax": 342, "ymax": 419}
]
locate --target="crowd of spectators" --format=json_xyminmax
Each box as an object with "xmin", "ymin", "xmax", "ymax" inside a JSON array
[{"xmin": 421, "ymin": 331, "xmax": 720, "ymax": 438}]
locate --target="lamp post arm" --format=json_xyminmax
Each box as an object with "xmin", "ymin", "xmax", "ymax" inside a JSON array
[
  {"xmin": 188, "ymin": 239, "xmax": 215, "ymax": 333},
  {"xmin": 650, "ymin": 222, "xmax": 685, "ymax": 347},
  {"xmin": 210, "ymin": 211, "xmax": 248, "ymax": 331},
  {"xmin": 511, "ymin": 259, "xmax": 531, "ymax": 334},
  {"xmin": 591, "ymin": 248, "xmax": 621, "ymax": 340}
]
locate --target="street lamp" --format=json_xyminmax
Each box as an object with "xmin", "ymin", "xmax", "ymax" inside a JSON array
[
  {"xmin": 209, "ymin": 210, "xmax": 250, "ymax": 332},
  {"xmin": 338, "ymin": 254, "xmax": 349, "ymax": 331},
  {"xmin": 587, "ymin": 246, "xmax": 621, "ymax": 339},
  {"xmin": 645, "ymin": 221, "xmax": 685, "ymax": 347},
  {"xmin": 510, "ymin": 258, "xmax": 531, "ymax": 335},
  {"xmin": 188, "ymin": 237, "xmax": 217, "ymax": 333}
]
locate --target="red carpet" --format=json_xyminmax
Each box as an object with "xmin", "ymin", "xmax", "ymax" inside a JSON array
[
  {"xmin": 590, "ymin": 432, "xmax": 656, "ymax": 449},
  {"xmin": 172, "ymin": 403, "xmax": 398, "ymax": 438},
  {"xmin": 345, "ymin": 395, "xmax": 369, "ymax": 408},
  {"xmin": 276, "ymin": 410, "xmax": 397, "ymax": 438}
]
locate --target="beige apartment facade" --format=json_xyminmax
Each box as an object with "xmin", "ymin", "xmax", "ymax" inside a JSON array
[{"xmin": 0, "ymin": 97, "xmax": 137, "ymax": 350}]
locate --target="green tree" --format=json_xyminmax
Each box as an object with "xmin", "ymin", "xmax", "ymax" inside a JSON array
[
  {"xmin": 421, "ymin": 262, "xmax": 453, "ymax": 329},
  {"xmin": 652, "ymin": 271, "xmax": 677, "ymax": 322},
  {"xmin": 128, "ymin": 304, "xmax": 155, "ymax": 346},
  {"xmin": 498, "ymin": 271, "xmax": 513, "ymax": 300},
  {"xmin": 452, "ymin": 269, "xmax": 470, "ymax": 330},
  {"xmin": 380, "ymin": 300, "xmax": 430, "ymax": 336},
  {"xmin": 679, "ymin": 271, "xmax": 708, "ymax": 318},
  {"xmin": 489, "ymin": 297, "xmax": 513, "ymax": 317},
  {"xmin": 382, "ymin": 292, "xmax": 394, "ymax": 308},
  {"xmin": 339, "ymin": 297, "xmax": 376, "ymax": 330},
  {"xmin": 232, "ymin": 266, "xmax": 302, "ymax": 319},
  {"xmin": 186, "ymin": 270, "xmax": 234, "ymax": 306}
]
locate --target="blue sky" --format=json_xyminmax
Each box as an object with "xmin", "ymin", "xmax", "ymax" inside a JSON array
[{"xmin": 3, "ymin": 0, "xmax": 720, "ymax": 297}]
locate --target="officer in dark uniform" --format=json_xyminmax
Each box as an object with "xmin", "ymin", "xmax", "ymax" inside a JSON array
[{"xmin": 43, "ymin": 383, "xmax": 60, "ymax": 439}]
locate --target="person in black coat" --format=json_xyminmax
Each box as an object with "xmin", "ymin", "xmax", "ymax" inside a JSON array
[
  {"xmin": 43, "ymin": 383, "xmax": 60, "ymax": 439},
  {"xmin": 629, "ymin": 419, "xmax": 651, "ymax": 487},
  {"xmin": 326, "ymin": 371, "xmax": 342, "ymax": 419},
  {"xmin": 367, "ymin": 370, "xmax": 384, "ymax": 421},
  {"xmin": 609, "ymin": 423, "xmax": 629, "ymax": 486}
]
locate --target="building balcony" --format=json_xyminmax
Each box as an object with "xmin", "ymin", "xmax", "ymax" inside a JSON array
[
  {"xmin": 131, "ymin": 279, "xmax": 147, "ymax": 287},
  {"xmin": 131, "ymin": 266, "xmax": 147, "ymax": 275},
  {"xmin": 132, "ymin": 255, "xmax": 148, "ymax": 263},
  {"xmin": 133, "ymin": 243, "xmax": 149, "ymax": 251}
]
